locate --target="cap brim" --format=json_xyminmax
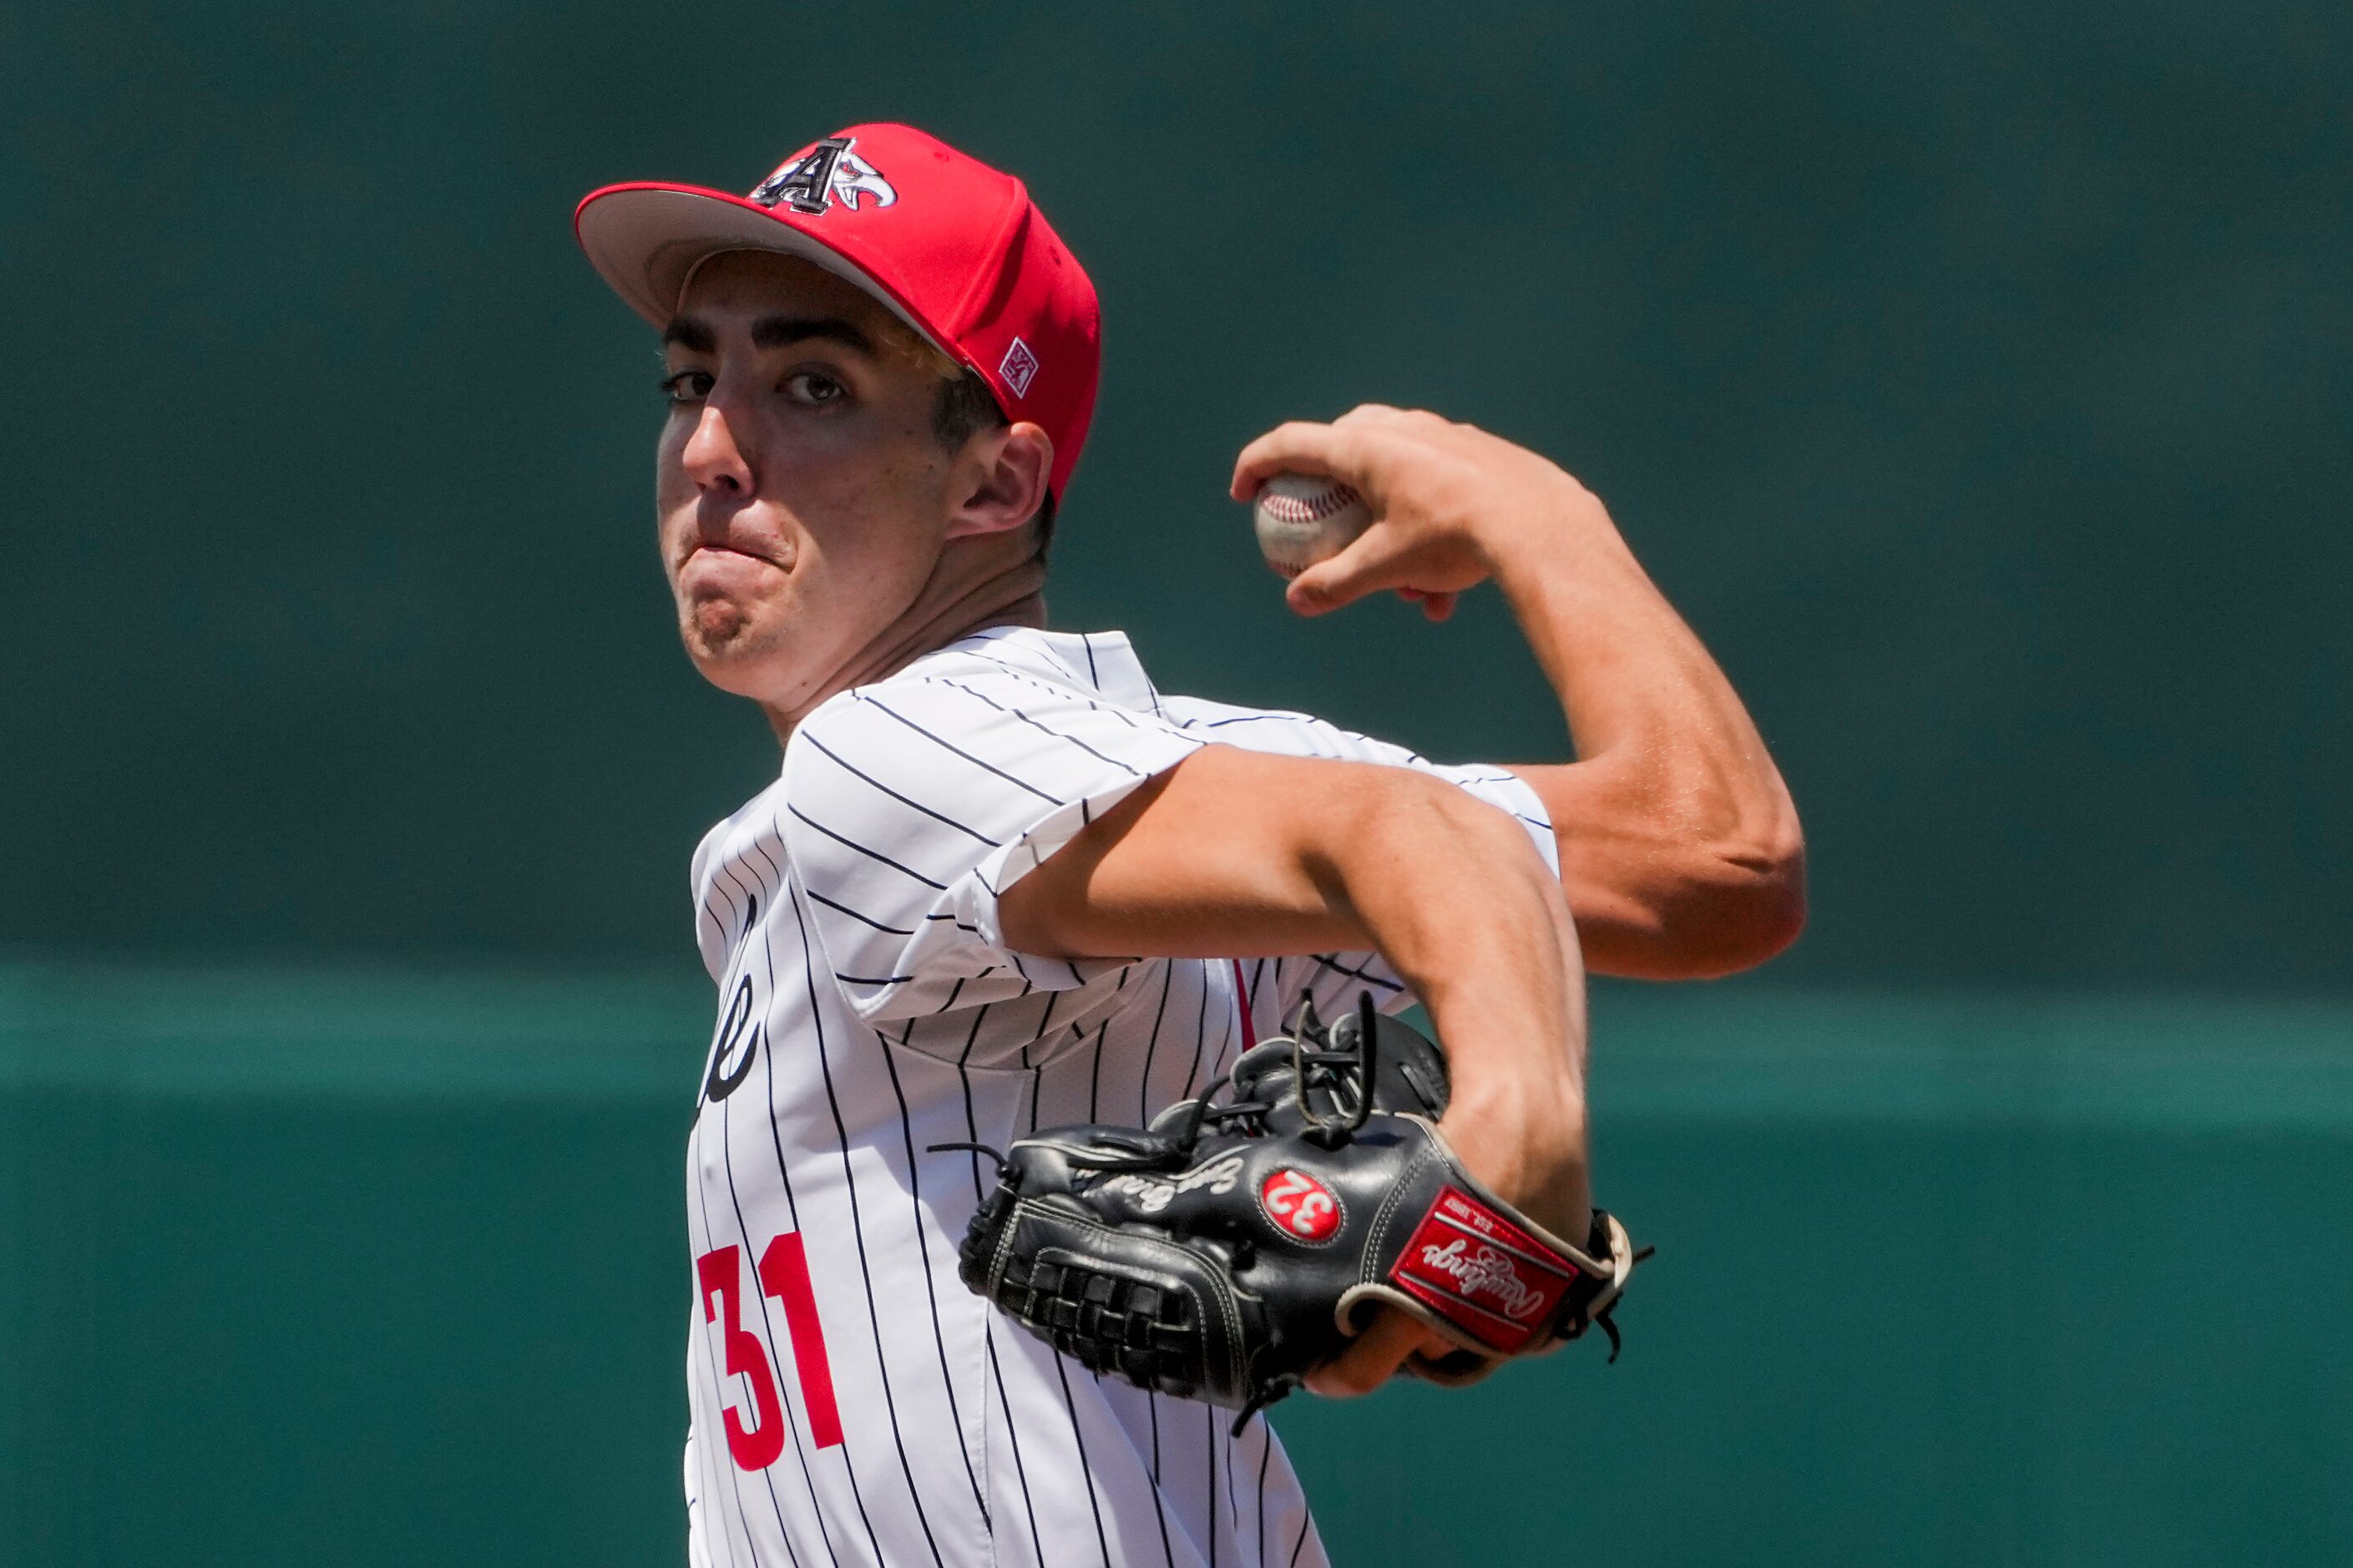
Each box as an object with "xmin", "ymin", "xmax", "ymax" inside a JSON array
[{"xmin": 574, "ymin": 182, "xmax": 951, "ymax": 356}]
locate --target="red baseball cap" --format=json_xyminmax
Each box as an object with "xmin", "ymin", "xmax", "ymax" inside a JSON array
[{"xmin": 575, "ymin": 124, "xmax": 1101, "ymax": 499}]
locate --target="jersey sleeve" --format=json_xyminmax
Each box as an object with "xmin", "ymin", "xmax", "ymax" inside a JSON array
[{"xmin": 779, "ymin": 670, "xmax": 1205, "ymax": 1024}]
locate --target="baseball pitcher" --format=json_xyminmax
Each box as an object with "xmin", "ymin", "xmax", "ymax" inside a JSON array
[{"xmin": 573, "ymin": 122, "xmax": 1802, "ymax": 1568}]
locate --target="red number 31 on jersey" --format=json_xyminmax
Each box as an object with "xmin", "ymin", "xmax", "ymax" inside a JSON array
[{"xmin": 696, "ymin": 1236, "xmax": 844, "ymax": 1468}]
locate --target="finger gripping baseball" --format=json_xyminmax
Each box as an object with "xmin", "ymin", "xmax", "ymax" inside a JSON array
[
  {"xmin": 1252, "ymin": 473, "xmax": 1372, "ymax": 579},
  {"xmin": 954, "ymin": 995, "xmax": 1646, "ymax": 1425}
]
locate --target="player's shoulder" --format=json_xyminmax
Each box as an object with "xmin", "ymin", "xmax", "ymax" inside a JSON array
[
  {"xmin": 1153, "ymin": 695, "xmax": 1556, "ymax": 864},
  {"xmin": 1156, "ymin": 690, "xmax": 1425, "ymax": 768},
  {"xmin": 789, "ymin": 626, "xmax": 1161, "ymax": 759},
  {"xmin": 778, "ymin": 625, "xmax": 1192, "ymax": 821},
  {"xmin": 896, "ymin": 625, "xmax": 1166, "ymax": 717}
]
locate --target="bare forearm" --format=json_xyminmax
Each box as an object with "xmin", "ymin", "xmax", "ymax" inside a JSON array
[
  {"xmin": 996, "ymin": 748, "xmax": 1591, "ymax": 1229},
  {"xmin": 1329, "ymin": 781, "xmax": 1592, "ymax": 1227},
  {"xmin": 1227, "ymin": 408, "xmax": 1805, "ymax": 981},
  {"xmin": 997, "ymin": 746, "xmax": 1598, "ymax": 1393},
  {"xmin": 1485, "ymin": 493, "xmax": 1805, "ymax": 978}
]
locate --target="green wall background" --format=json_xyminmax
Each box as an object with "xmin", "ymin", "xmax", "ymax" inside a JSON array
[
  {"xmin": 6, "ymin": 2, "xmax": 2350, "ymax": 1563},
  {"xmin": 3, "ymin": 0, "xmax": 2348, "ymax": 988},
  {"xmin": 8, "ymin": 961, "xmax": 2351, "ymax": 1565}
]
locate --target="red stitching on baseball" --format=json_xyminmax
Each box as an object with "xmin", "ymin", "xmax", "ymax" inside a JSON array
[{"xmin": 1257, "ymin": 483, "xmax": 1362, "ymax": 524}]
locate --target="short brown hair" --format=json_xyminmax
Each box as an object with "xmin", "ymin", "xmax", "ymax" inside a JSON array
[{"xmin": 932, "ymin": 367, "xmax": 1057, "ymax": 559}]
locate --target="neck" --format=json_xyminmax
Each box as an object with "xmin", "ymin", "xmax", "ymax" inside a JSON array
[{"xmin": 762, "ymin": 528, "xmax": 1048, "ymax": 743}]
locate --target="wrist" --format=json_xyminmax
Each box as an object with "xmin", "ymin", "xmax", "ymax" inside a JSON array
[
  {"xmin": 1469, "ymin": 469, "xmax": 1623, "ymax": 577},
  {"xmin": 1438, "ymin": 1075, "xmax": 1592, "ymax": 1238}
]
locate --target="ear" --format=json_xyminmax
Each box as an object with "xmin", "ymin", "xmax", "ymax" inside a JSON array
[{"xmin": 944, "ymin": 421, "xmax": 1054, "ymax": 540}]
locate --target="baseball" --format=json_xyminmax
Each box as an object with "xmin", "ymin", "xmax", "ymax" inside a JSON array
[{"xmin": 1252, "ymin": 473, "xmax": 1372, "ymax": 579}]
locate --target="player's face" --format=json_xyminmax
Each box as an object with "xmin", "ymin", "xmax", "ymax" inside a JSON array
[{"xmin": 655, "ymin": 250, "xmax": 964, "ymax": 712}]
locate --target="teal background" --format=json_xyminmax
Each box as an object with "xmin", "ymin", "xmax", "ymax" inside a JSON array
[
  {"xmin": 4, "ymin": 0, "xmax": 2350, "ymax": 1563},
  {"xmin": 8, "ymin": 961, "xmax": 2350, "ymax": 1565},
  {"xmin": 3, "ymin": 0, "xmax": 2348, "ymax": 986}
]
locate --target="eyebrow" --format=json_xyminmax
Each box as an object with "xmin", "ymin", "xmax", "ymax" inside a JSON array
[{"xmin": 660, "ymin": 313, "xmax": 878, "ymax": 357}]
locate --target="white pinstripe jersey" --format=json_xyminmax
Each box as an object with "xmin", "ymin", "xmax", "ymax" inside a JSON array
[{"xmin": 681, "ymin": 625, "xmax": 1556, "ymax": 1568}]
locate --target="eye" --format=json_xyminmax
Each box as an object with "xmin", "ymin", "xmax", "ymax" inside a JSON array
[
  {"xmin": 660, "ymin": 370, "xmax": 714, "ymax": 405},
  {"xmin": 784, "ymin": 371, "xmax": 848, "ymax": 407}
]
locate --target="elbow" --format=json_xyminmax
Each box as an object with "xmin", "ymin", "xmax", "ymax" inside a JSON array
[
  {"xmin": 1717, "ymin": 831, "xmax": 1808, "ymax": 972},
  {"xmin": 1541, "ymin": 756, "xmax": 1807, "ymax": 980},
  {"xmin": 1677, "ymin": 826, "xmax": 1807, "ymax": 977},
  {"xmin": 1588, "ymin": 824, "xmax": 1804, "ymax": 981}
]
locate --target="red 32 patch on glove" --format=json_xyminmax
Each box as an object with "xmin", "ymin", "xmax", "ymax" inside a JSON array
[{"xmin": 1260, "ymin": 1167, "xmax": 1344, "ymax": 1242}]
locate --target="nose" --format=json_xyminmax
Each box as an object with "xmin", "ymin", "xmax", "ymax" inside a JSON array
[{"xmin": 681, "ymin": 402, "xmax": 753, "ymax": 497}]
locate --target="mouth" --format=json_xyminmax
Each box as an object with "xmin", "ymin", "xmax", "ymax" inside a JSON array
[{"xmin": 680, "ymin": 539, "xmax": 780, "ymax": 572}]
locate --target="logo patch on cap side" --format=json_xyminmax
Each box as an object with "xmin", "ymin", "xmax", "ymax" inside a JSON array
[
  {"xmin": 751, "ymin": 137, "xmax": 898, "ymax": 215},
  {"xmin": 999, "ymin": 337, "xmax": 1040, "ymax": 398}
]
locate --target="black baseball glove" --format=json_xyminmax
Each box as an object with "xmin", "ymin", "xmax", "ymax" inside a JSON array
[{"xmin": 947, "ymin": 994, "xmax": 1645, "ymax": 1428}]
